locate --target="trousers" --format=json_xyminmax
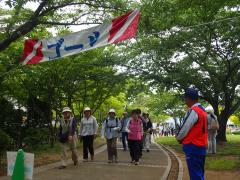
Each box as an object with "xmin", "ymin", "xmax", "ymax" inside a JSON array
[
  {"xmin": 185, "ymin": 153, "xmax": 206, "ymax": 180},
  {"xmin": 128, "ymin": 140, "xmax": 141, "ymax": 162},
  {"xmin": 82, "ymin": 135, "xmax": 94, "ymax": 159},
  {"xmin": 61, "ymin": 136, "xmax": 78, "ymax": 166},
  {"xmin": 107, "ymin": 137, "xmax": 118, "ymax": 160},
  {"xmin": 121, "ymin": 132, "xmax": 128, "ymax": 150}
]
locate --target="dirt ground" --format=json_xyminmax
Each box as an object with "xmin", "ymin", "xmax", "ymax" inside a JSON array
[{"xmin": 176, "ymin": 152, "xmax": 240, "ymax": 180}]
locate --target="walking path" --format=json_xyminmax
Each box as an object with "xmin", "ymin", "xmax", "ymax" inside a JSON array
[{"xmin": 0, "ymin": 142, "xmax": 171, "ymax": 180}]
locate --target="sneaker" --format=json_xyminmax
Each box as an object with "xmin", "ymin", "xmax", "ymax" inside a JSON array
[
  {"xmin": 130, "ymin": 160, "xmax": 135, "ymax": 164},
  {"xmin": 58, "ymin": 165, "xmax": 66, "ymax": 169},
  {"xmin": 135, "ymin": 162, "xmax": 139, "ymax": 165},
  {"xmin": 82, "ymin": 159, "xmax": 88, "ymax": 162},
  {"xmin": 74, "ymin": 161, "xmax": 78, "ymax": 166},
  {"xmin": 147, "ymin": 149, "xmax": 150, "ymax": 152}
]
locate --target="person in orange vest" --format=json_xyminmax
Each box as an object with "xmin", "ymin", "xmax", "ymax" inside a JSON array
[{"xmin": 176, "ymin": 88, "xmax": 208, "ymax": 180}]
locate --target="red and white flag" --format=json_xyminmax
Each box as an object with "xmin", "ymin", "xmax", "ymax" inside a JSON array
[{"xmin": 21, "ymin": 9, "xmax": 140, "ymax": 65}]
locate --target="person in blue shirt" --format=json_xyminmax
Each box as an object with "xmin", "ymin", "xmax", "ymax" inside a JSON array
[
  {"xmin": 102, "ymin": 109, "xmax": 121, "ymax": 163},
  {"xmin": 120, "ymin": 112, "xmax": 129, "ymax": 151}
]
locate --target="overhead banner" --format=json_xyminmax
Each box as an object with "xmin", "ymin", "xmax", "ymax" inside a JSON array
[{"xmin": 21, "ymin": 9, "xmax": 140, "ymax": 65}]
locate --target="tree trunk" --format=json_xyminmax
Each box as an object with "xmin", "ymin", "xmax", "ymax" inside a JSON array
[
  {"xmin": 216, "ymin": 111, "xmax": 230, "ymax": 143},
  {"xmin": 47, "ymin": 105, "xmax": 54, "ymax": 148}
]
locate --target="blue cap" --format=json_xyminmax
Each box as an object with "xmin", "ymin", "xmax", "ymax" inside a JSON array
[{"xmin": 184, "ymin": 88, "xmax": 199, "ymax": 100}]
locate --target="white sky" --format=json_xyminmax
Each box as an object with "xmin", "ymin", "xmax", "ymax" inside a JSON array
[{"xmin": 0, "ymin": 0, "xmax": 100, "ymax": 34}]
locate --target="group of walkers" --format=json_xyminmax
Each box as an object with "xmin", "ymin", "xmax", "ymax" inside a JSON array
[
  {"xmin": 58, "ymin": 87, "xmax": 219, "ymax": 180},
  {"xmin": 58, "ymin": 106, "xmax": 153, "ymax": 169}
]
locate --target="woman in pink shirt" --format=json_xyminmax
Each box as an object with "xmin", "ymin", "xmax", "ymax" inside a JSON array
[{"xmin": 126, "ymin": 109, "xmax": 143, "ymax": 165}]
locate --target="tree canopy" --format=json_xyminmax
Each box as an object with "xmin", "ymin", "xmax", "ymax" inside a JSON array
[
  {"xmin": 0, "ymin": 0, "xmax": 240, "ymax": 146},
  {"xmin": 117, "ymin": 0, "xmax": 240, "ymax": 142}
]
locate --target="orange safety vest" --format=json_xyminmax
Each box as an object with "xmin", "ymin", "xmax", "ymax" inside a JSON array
[{"xmin": 182, "ymin": 106, "xmax": 208, "ymax": 147}]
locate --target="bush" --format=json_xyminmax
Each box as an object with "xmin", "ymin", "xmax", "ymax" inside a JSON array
[
  {"xmin": 0, "ymin": 129, "xmax": 11, "ymax": 155},
  {"xmin": 23, "ymin": 128, "xmax": 49, "ymax": 149},
  {"xmin": 232, "ymin": 131, "xmax": 240, "ymax": 135}
]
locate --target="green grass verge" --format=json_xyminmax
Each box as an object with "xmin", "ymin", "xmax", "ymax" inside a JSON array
[
  {"xmin": 156, "ymin": 135, "xmax": 240, "ymax": 171},
  {"xmin": 205, "ymin": 159, "xmax": 239, "ymax": 170}
]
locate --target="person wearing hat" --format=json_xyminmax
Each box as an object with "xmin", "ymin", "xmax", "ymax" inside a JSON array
[
  {"xmin": 102, "ymin": 109, "xmax": 121, "ymax": 163},
  {"xmin": 176, "ymin": 88, "xmax": 208, "ymax": 180},
  {"xmin": 59, "ymin": 107, "xmax": 78, "ymax": 169},
  {"xmin": 79, "ymin": 107, "xmax": 98, "ymax": 162},
  {"xmin": 206, "ymin": 106, "xmax": 219, "ymax": 154}
]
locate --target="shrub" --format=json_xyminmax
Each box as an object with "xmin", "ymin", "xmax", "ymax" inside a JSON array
[
  {"xmin": 23, "ymin": 128, "xmax": 49, "ymax": 149},
  {"xmin": 232, "ymin": 131, "xmax": 240, "ymax": 135},
  {"xmin": 0, "ymin": 128, "xmax": 11, "ymax": 155}
]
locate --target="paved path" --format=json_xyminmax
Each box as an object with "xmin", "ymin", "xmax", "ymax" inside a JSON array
[{"xmin": 1, "ymin": 142, "xmax": 171, "ymax": 180}]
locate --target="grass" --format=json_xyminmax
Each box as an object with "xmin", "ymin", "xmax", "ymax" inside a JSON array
[{"xmin": 156, "ymin": 135, "xmax": 240, "ymax": 171}]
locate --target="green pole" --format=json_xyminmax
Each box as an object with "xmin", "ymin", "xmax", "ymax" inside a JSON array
[{"xmin": 11, "ymin": 149, "xmax": 25, "ymax": 180}]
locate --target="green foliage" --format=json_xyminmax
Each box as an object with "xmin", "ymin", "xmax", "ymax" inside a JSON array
[
  {"xmin": 230, "ymin": 112, "xmax": 240, "ymax": 126},
  {"xmin": 120, "ymin": 0, "xmax": 240, "ymax": 141},
  {"xmin": 128, "ymin": 91, "xmax": 185, "ymax": 122},
  {"xmin": 0, "ymin": 128, "xmax": 11, "ymax": 154},
  {"xmin": 23, "ymin": 128, "xmax": 49, "ymax": 149}
]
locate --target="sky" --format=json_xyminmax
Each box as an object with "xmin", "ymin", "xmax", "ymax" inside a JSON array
[{"xmin": 0, "ymin": 0, "xmax": 99, "ymax": 34}]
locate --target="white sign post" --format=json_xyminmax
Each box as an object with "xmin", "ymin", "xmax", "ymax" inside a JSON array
[{"xmin": 7, "ymin": 151, "xmax": 34, "ymax": 180}]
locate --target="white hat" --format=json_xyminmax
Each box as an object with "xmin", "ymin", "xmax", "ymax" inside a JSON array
[
  {"xmin": 84, "ymin": 107, "xmax": 91, "ymax": 112},
  {"xmin": 62, "ymin": 107, "xmax": 72, "ymax": 113},
  {"xmin": 108, "ymin": 109, "xmax": 116, "ymax": 114},
  {"xmin": 205, "ymin": 106, "xmax": 214, "ymax": 113}
]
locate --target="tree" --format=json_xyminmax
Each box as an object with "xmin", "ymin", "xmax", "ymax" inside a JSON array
[
  {"xmin": 230, "ymin": 112, "xmax": 240, "ymax": 126},
  {"xmin": 121, "ymin": 0, "xmax": 240, "ymax": 142},
  {"xmin": 1, "ymin": 43, "xmax": 128, "ymax": 147},
  {"xmin": 0, "ymin": 0, "xmax": 134, "ymax": 51}
]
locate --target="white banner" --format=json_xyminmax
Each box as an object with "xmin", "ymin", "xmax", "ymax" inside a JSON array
[{"xmin": 21, "ymin": 9, "xmax": 140, "ymax": 65}]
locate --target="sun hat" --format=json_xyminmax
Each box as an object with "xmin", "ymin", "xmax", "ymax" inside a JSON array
[
  {"xmin": 62, "ymin": 107, "xmax": 72, "ymax": 113},
  {"xmin": 205, "ymin": 106, "xmax": 214, "ymax": 113},
  {"xmin": 84, "ymin": 107, "xmax": 91, "ymax": 112},
  {"xmin": 108, "ymin": 109, "xmax": 116, "ymax": 114}
]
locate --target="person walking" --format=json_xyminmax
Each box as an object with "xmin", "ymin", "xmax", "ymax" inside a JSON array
[
  {"xmin": 102, "ymin": 109, "xmax": 121, "ymax": 163},
  {"xmin": 176, "ymin": 88, "xmax": 208, "ymax": 180},
  {"xmin": 126, "ymin": 109, "xmax": 143, "ymax": 165},
  {"xmin": 58, "ymin": 107, "xmax": 79, "ymax": 169},
  {"xmin": 206, "ymin": 107, "xmax": 219, "ymax": 154},
  {"xmin": 142, "ymin": 113, "xmax": 153, "ymax": 152},
  {"xmin": 79, "ymin": 107, "xmax": 98, "ymax": 162},
  {"xmin": 121, "ymin": 112, "xmax": 129, "ymax": 151}
]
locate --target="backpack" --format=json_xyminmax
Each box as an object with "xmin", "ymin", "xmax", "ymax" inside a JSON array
[
  {"xmin": 106, "ymin": 118, "xmax": 119, "ymax": 132},
  {"xmin": 210, "ymin": 114, "xmax": 219, "ymax": 130}
]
